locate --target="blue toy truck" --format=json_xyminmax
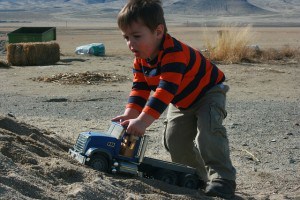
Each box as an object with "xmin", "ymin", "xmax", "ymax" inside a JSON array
[{"xmin": 69, "ymin": 122, "xmax": 204, "ymax": 189}]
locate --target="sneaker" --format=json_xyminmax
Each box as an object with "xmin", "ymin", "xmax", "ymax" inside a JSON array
[{"xmin": 205, "ymin": 178, "xmax": 236, "ymax": 199}]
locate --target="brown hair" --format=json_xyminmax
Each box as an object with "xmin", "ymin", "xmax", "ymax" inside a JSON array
[{"xmin": 117, "ymin": 0, "xmax": 167, "ymax": 33}]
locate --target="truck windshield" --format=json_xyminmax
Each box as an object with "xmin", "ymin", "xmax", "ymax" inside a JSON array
[{"xmin": 107, "ymin": 123, "xmax": 125, "ymax": 139}]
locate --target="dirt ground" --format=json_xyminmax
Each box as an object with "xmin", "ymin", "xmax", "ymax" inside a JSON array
[{"xmin": 0, "ymin": 25, "xmax": 299, "ymax": 200}]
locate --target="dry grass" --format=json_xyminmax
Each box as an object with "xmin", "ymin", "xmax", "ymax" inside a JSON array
[
  {"xmin": 203, "ymin": 26, "xmax": 300, "ymax": 64},
  {"xmin": 30, "ymin": 71, "xmax": 129, "ymax": 85},
  {"xmin": 203, "ymin": 25, "xmax": 253, "ymax": 64},
  {"xmin": 259, "ymin": 45, "xmax": 300, "ymax": 61}
]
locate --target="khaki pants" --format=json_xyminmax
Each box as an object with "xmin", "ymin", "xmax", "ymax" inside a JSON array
[{"xmin": 163, "ymin": 84, "xmax": 236, "ymax": 182}]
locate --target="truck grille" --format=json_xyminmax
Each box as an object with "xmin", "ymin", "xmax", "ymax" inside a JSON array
[{"xmin": 74, "ymin": 133, "xmax": 89, "ymax": 153}]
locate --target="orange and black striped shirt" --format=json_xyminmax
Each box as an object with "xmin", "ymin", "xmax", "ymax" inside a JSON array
[{"xmin": 126, "ymin": 33, "xmax": 225, "ymax": 119}]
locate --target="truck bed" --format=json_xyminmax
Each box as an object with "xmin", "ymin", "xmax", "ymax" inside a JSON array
[{"xmin": 139, "ymin": 157, "xmax": 198, "ymax": 175}]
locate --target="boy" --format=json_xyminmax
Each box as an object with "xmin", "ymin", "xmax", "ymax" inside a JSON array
[{"xmin": 112, "ymin": 0, "xmax": 236, "ymax": 198}]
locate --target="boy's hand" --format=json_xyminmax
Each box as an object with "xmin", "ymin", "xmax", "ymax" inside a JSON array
[
  {"xmin": 121, "ymin": 112, "xmax": 155, "ymax": 136},
  {"xmin": 121, "ymin": 118, "xmax": 147, "ymax": 137},
  {"xmin": 111, "ymin": 108, "xmax": 140, "ymax": 123},
  {"xmin": 111, "ymin": 115, "xmax": 129, "ymax": 123}
]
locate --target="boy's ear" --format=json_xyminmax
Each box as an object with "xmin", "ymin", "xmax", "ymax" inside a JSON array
[{"xmin": 156, "ymin": 24, "xmax": 164, "ymax": 39}]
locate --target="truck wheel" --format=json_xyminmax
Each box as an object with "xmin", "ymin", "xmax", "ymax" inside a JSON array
[
  {"xmin": 179, "ymin": 174, "xmax": 199, "ymax": 189},
  {"xmin": 154, "ymin": 169, "xmax": 178, "ymax": 185},
  {"xmin": 88, "ymin": 154, "xmax": 109, "ymax": 172}
]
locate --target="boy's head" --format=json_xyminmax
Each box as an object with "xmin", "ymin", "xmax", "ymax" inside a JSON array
[{"xmin": 117, "ymin": 0, "xmax": 167, "ymax": 34}]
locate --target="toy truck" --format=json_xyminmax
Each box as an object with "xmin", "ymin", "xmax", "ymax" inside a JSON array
[{"xmin": 69, "ymin": 122, "xmax": 203, "ymax": 189}]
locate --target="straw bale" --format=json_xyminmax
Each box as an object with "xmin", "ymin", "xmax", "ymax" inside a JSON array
[{"xmin": 7, "ymin": 42, "xmax": 60, "ymax": 66}]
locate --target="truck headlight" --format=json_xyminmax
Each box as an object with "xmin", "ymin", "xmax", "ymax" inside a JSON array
[{"xmin": 113, "ymin": 162, "xmax": 119, "ymax": 167}]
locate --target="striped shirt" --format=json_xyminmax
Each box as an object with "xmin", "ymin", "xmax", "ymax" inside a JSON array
[{"xmin": 126, "ymin": 33, "xmax": 225, "ymax": 119}]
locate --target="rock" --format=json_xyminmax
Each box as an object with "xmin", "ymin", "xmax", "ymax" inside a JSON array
[{"xmin": 7, "ymin": 112, "xmax": 16, "ymax": 118}]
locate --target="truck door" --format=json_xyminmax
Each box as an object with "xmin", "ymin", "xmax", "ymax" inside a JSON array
[{"xmin": 119, "ymin": 134, "xmax": 139, "ymax": 158}]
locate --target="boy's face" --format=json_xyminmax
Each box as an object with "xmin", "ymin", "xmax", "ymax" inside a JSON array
[{"xmin": 121, "ymin": 20, "xmax": 164, "ymax": 60}]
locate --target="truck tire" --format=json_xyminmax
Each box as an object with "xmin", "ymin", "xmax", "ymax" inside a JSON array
[
  {"xmin": 88, "ymin": 154, "xmax": 109, "ymax": 172},
  {"xmin": 154, "ymin": 169, "xmax": 178, "ymax": 185},
  {"xmin": 179, "ymin": 174, "xmax": 200, "ymax": 189}
]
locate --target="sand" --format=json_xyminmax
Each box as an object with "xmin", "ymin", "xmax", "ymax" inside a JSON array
[{"xmin": 0, "ymin": 19, "xmax": 299, "ymax": 200}]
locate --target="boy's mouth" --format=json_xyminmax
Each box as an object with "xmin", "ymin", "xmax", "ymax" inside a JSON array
[{"xmin": 132, "ymin": 50, "xmax": 140, "ymax": 56}]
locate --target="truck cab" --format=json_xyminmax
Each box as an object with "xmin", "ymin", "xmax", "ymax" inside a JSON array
[{"xmin": 69, "ymin": 122, "xmax": 148, "ymax": 175}]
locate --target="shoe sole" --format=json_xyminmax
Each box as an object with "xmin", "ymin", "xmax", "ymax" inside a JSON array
[{"xmin": 205, "ymin": 188, "xmax": 235, "ymax": 199}]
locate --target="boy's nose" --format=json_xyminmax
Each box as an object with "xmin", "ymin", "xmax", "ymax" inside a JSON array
[
  {"xmin": 127, "ymin": 41, "xmax": 135, "ymax": 49},
  {"xmin": 127, "ymin": 40, "xmax": 132, "ymax": 47}
]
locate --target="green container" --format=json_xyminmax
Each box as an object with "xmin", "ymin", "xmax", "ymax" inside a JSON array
[{"xmin": 7, "ymin": 27, "xmax": 56, "ymax": 43}]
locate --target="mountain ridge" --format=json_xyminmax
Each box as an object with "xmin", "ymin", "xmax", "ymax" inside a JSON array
[
  {"xmin": 0, "ymin": 0, "xmax": 299, "ymax": 26},
  {"xmin": 0, "ymin": 0, "xmax": 272, "ymax": 15}
]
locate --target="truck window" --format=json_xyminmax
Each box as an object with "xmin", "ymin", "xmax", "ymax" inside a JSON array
[
  {"xmin": 119, "ymin": 135, "xmax": 138, "ymax": 158},
  {"xmin": 107, "ymin": 123, "xmax": 125, "ymax": 139}
]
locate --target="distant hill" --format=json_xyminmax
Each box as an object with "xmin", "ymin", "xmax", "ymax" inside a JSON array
[
  {"xmin": 1, "ymin": 0, "xmax": 299, "ymax": 15},
  {"xmin": 248, "ymin": 0, "xmax": 300, "ymax": 13},
  {"xmin": 0, "ymin": 0, "xmax": 270, "ymax": 15},
  {"xmin": 163, "ymin": 0, "xmax": 269, "ymax": 15},
  {"xmin": 0, "ymin": 0, "xmax": 299, "ymax": 26}
]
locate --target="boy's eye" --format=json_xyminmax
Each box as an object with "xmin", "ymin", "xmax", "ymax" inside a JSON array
[
  {"xmin": 123, "ymin": 36, "xmax": 129, "ymax": 41},
  {"xmin": 133, "ymin": 35, "xmax": 141, "ymax": 39}
]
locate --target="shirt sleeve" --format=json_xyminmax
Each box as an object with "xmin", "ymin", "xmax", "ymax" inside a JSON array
[
  {"xmin": 126, "ymin": 58, "xmax": 151, "ymax": 112},
  {"xmin": 142, "ymin": 52, "xmax": 187, "ymax": 119}
]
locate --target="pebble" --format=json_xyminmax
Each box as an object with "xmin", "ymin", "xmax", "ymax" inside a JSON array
[
  {"xmin": 289, "ymin": 159, "xmax": 296, "ymax": 164},
  {"xmin": 229, "ymin": 123, "xmax": 239, "ymax": 129}
]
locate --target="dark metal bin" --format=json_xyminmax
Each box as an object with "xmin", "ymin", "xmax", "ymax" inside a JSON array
[{"xmin": 7, "ymin": 27, "xmax": 56, "ymax": 43}]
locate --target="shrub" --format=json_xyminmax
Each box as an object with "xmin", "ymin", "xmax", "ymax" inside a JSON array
[
  {"xmin": 202, "ymin": 26, "xmax": 300, "ymax": 64},
  {"xmin": 203, "ymin": 25, "xmax": 253, "ymax": 64}
]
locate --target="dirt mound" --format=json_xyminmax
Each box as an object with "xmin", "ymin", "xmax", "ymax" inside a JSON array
[{"xmin": 0, "ymin": 115, "xmax": 205, "ymax": 200}]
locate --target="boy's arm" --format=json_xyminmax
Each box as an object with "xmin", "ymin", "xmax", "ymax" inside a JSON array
[
  {"xmin": 142, "ymin": 59, "xmax": 186, "ymax": 119},
  {"xmin": 126, "ymin": 58, "xmax": 151, "ymax": 113},
  {"xmin": 136, "ymin": 112, "xmax": 156, "ymax": 128},
  {"xmin": 123, "ymin": 108, "xmax": 140, "ymax": 118},
  {"xmin": 112, "ymin": 58, "xmax": 148, "ymax": 122}
]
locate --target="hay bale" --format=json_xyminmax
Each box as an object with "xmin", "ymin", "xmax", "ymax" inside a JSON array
[{"xmin": 7, "ymin": 42, "xmax": 60, "ymax": 66}]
